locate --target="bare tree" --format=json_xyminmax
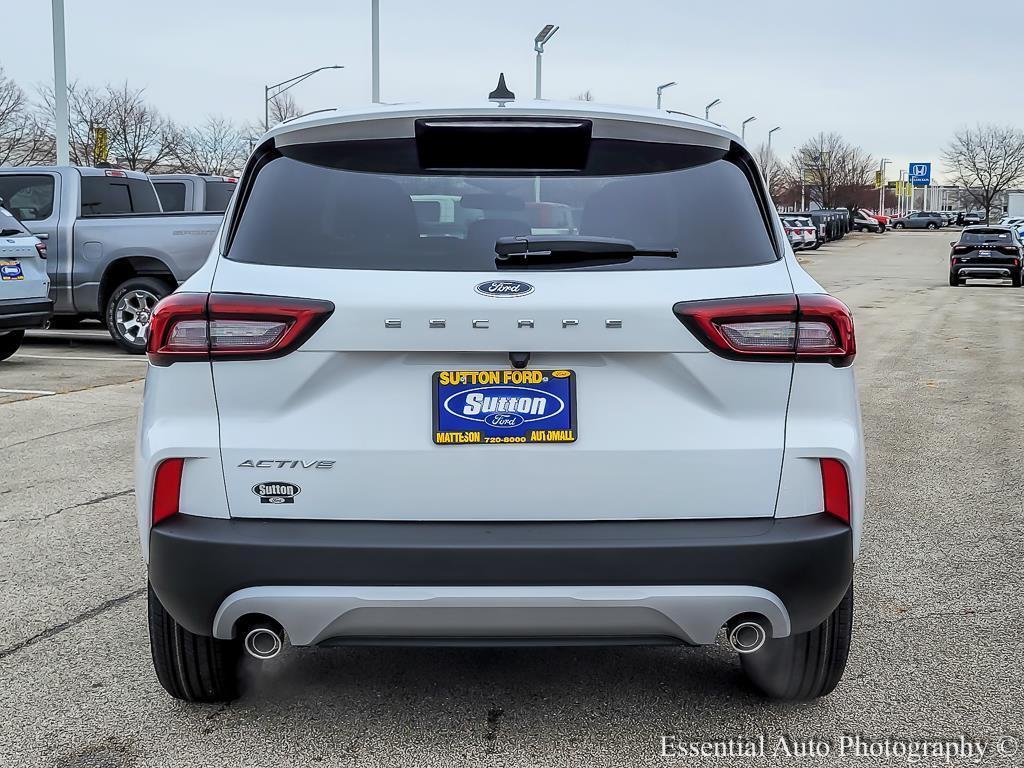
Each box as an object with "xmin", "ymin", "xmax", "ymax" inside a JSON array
[
  {"xmin": 943, "ymin": 124, "xmax": 1024, "ymax": 222},
  {"xmin": 791, "ymin": 132, "xmax": 875, "ymax": 210},
  {"xmin": 574, "ymin": 90, "xmax": 594, "ymax": 102},
  {"xmin": 0, "ymin": 67, "xmax": 51, "ymax": 166},
  {"xmin": 174, "ymin": 116, "xmax": 248, "ymax": 175},
  {"xmin": 39, "ymin": 81, "xmax": 114, "ymax": 166},
  {"xmin": 105, "ymin": 83, "xmax": 179, "ymax": 172},
  {"xmin": 755, "ymin": 143, "xmax": 788, "ymax": 201},
  {"xmin": 268, "ymin": 91, "xmax": 303, "ymax": 125}
]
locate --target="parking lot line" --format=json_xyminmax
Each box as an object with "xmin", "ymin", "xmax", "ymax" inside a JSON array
[
  {"xmin": 13, "ymin": 354, "xmax": 148, "ymax": 363},
  {"xmin": 0, "ymin": 388, "xmax": 57, "ymax": 396}
]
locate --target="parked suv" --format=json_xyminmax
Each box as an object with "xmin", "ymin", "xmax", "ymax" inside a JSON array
[
  {"xmin": 0, "ymin": 202, "xmax": 52, "ymax": 361},
  {"xmin": 137, "ymin": 100, "xmax": 864, "ymax": 704},
  {"xmin": 949, "ymin": 226, "xmax": 1023, "ymax": 286},
  {"xmin": 891, "ymin": 211, "xmax": 943, "ymax": 229}
]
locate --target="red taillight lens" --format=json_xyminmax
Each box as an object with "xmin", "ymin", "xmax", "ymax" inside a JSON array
[
  {"xmin": 996, "ymin": 245, "xmax": 1021, "ymax": 255},
  {"xmin": 951, "ymin": 246, "xmax": 971, "ymax": 254},
  {"xmin": 820, "ymin": 458, "xmax": 850, "ymax": 524},
  {"xmin": 152, "ymin": 458, "xmax": 184, "ymax": 526},
  {"xmin": 35, "ymin": 241, "xmax": 47, "ymax": 259},
  {"xmin": 147, "ymin": 293, "xmax": 335, "ymax": 365},
  {"xmin": 673, "ymin": 294, "xmax": 856, "ymax": 366}
]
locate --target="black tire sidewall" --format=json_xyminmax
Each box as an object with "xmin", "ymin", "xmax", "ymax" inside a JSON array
[
  {"xmin": 0, "ymin": 329, "xmax": 26, "ymax": 362},
  {"xmin": 105, "ymin": 277, "xmax": 171, "ymax": 354}
]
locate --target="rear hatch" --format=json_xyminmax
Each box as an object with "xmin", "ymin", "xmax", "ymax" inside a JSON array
[
  {"xmin": 209, "ymin": 116, "xmax": 795, "ymax": 522},
  {"xmin": 953, "ymin": 228, "xmax": 1021, "ymax": 266},
  {"xmin": 0, "ymin": 207, "xmax": 48, "ymax": 303}
]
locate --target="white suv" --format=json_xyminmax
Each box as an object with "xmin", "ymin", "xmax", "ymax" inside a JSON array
[{"xmin": 136, "ymin": 98, "xmax": 864, "ymax": 704}]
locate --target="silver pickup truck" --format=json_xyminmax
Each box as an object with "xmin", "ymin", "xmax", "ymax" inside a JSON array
[
  {"xmin": 0, "ymin": 167, "xmax": 222, "ymax": 352},
  {"xmin": 151, "ymin": 174, "xmax": 237, "ymax": 213}
]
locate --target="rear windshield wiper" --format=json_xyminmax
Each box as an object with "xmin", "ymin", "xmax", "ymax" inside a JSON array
[{"xmin": 495, "ymin": 235, "xmax": 678, "ymax": 268}]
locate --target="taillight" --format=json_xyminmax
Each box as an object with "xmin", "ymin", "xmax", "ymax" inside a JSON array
[
  {"xmin": 996, "ymin": 245, "xmax": 1020, "ymax": 255},
  {"xmin": 147, "ymin": 293, "xmax": 335, "ymax": 365},
  {"xmin": 673, "ymin": 294, "xmax": 856, "ymax": 367},
  {"xmin": 35, "ymin": 241, "xmax": 47, "ymax": 259},
  {"xmin": 152, "ymin": 458, "xmax": 184, "ymax": 525},
  {"xmin": 951, "ymin": 245, "xmax": 971, "ymax": 254},
  {"xmin": 820, "ymin": 458, "xmax": 850, "ymax": 524}
]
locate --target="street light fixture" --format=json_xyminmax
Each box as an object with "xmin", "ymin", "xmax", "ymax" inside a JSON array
[
  {"xmin": 704, "ymin": 98, "xmax": 721, "ymax": 121},
  {"xmin": 264, "ymin": 65, "xmax": 344, "ymax": 131},
  {"xmin": 534, "ymin": 24, "xmax": 559, "ymax": 99},
  {"xmin": 656, "ymin": 81, "xmax": 677, "ymax": 110},
  {"xmin": 741, "ymin": 115, "xmax": 757, "ymax": 141},
  {"xmin": 767, "ymin": 126, "xmax": 781, "ymax": 152}
]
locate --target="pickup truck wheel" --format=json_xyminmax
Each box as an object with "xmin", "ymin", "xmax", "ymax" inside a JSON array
[
  {"xmin": 105, "ymin": 277, "xmax": 170, "ymax": 354},
  {"xmin": 148, "ymin": 583, "xmax": 240, "ymax": 702},
  {"xmin": 740, "ymin": 583, "xmax": 853, "ymax": 701},
  {"xmin": 0, "ymin": 330, "xmax": 25, "ymax": 362}
]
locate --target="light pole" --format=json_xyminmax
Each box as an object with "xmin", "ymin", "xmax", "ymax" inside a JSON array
[
  {"xmin": 878, "ymin": 157, "xmax": 890, "ymax": 214},
  {"xmin": 371, "ymin": 0, "xmax": 380, "ymax": 103},
  {"xmin": 704, "ymin": 98, "xmax": 721, "ymax": 121},
  {"xmin": 534, "ymin": 24, "xmax": 559, "ymax": 99},
  {"xmin": 767, "ymin": 126, "xmax": 780, "ymax": 152},
  {"xmin": 264, "ymin": 65, "xmax": 344, "ymax": 131},
  {"xmin": 51, "ymin": 0, "xmax": 70, "ymax": 166},
  {"xmin": 741, "ymin": 115, "xmax": 756, "ymax": 142},
  {"xmin": 656, "ymin": 81, "xmax": 676, "ymax": 110}
]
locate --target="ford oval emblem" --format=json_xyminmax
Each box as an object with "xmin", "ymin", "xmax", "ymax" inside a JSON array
[{"xmin": 475, "ymin": 280, "xmax": 535, "ymax": 298}]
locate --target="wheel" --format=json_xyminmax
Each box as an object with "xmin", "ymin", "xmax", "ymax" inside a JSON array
[
  {"xmin": 0, "ymin": 330, "xmax": 25, "ymax": 362},
  {"xmin": 741, "ymin": 583, "xmax": 853, "ymax": 701},
  {"xmin": 894, "ymin": 222, "xmax": 905, "ymax": 229},
  {"xmin": 148, "ymin": 583, "xmax": 240, "ymax": 702},
  {"xmin": 927, "ymin": 222, "xmax": 938, "ymax": 230},
  {"xmin": 105, "ymin": 276, "xmax": 171, "ymax": 354},
  {"xmin": 1012, "ymin": 270, "xmax": 1022, "ymax": 288},
  {"xmin": 810, "ymin": 240, "xmax": 821, "ymax": 250},
  {"xmin": 949, "ymin": 271, "xmax": 960, "ymax": 287}
]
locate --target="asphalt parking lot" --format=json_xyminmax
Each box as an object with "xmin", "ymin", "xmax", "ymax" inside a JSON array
[{"xmin": 1, "ymin": 229, "xmax": 1022, "ymax": 767}]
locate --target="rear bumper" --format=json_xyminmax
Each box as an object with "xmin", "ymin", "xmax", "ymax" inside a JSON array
[
  {"xmin": 954, "ymin": 265, "xmax": 1017, "ymax": 277},
  {"xmin": 149, "ymin": 513, "xmax": 853, "ymax": 643},
  {"xmin": 0, "ymin": 297, "xmax": 53, "ymax": 331}
]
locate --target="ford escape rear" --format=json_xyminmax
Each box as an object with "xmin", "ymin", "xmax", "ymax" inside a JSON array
[{"xmin": 136, "ymin": 100, "xmax": 864, "ymax": 704}]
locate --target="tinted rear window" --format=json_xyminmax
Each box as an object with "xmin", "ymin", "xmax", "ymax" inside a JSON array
[
  {"xmin": 227, "ymin": 138, "xmax": 777, "ymax": 271},
  {"xmin": 0, "ymin": 174, "xmax": 55, "ymax": 221},
  {"xmin": 155, "ymin": 182, "xmax": 187, "ymax": 212},
  {"xmin": 80, "ymin": 176, "xmax": 161, "ymax": 216},
  {"xmin": 203, "ymin": 181, "xmax": 236, "ymax": 212},
  {"xmin": 960, "ymin": 229, "xmax": 1012, "ymax": 244}
]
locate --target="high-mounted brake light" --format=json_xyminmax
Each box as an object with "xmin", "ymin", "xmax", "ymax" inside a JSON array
[
  {"xmin": 147, "ymin": 293, "xmax": 335, "ymax": 365},
  {"xmin": 104, "ymin": 169, "xmax": 128, "ymax": 177},
  {"xmin": 152, "ymin": 458, "xmax": 184, "ymax": 525},
  {"xmin": 820, "ymin": 458, "xmax": 851, "ymax": 524},
  {"xmin": 673, "ymin": 294, "xmax": 856, "ymax": 366}
]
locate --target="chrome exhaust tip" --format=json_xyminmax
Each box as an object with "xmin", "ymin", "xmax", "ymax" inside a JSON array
[
  {"xmin": 243, "ymin": 624, "xmax": 283, "ymax": 660},
  {"xmin": 727, "ymin": 618, "xmax": 768, "ymax": 655}
]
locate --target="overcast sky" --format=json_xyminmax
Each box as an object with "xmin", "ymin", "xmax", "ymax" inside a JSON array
[{"xmin": 5, "ymin": 0, "xmax": 1023, "ymax": 183}]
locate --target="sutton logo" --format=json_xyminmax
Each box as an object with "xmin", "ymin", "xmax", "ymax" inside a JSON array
[{"xmin": 443, "ymin": 386, "xmax": 564, "ymax": 428}]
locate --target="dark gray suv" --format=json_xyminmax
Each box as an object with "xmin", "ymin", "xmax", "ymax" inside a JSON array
[{"xmin": 891, "ymin": 211, "xmax": 944, "ymax": 230}]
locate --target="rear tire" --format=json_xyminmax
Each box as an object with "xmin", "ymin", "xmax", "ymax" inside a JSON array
[
  {"xmin": 105, "ymin": 276, "xmax": 171, "ymax": 354},
  {"xmin": 148, "ymin": 583, "xmax": 240, "ymax": 702},
  {"xmin": 927, "ymin": 222, "xmax": 938, "ymax": 230},
  {"xmin": 1012, "ymin": 270, "xmax": 1022, "ymax": 288},
  {"xmin": 0, "ymin": 330, "xmax": 25, "ymax": 362},
  {"xmin": 741, "ymin": 584, "xmax": 853, "ymax": 701},
  {"xmin": 949, "ymin": 272, "xmax": 960, "ymax": 286}
]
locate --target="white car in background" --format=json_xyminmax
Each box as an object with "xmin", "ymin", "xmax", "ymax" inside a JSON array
[
  {"xmin": 0, "ymin": 203, "xmax": 51, "ymax": 362},
  {"xmin": 137, "ymin": 98, "xmax": 864, "ymax": 705}
]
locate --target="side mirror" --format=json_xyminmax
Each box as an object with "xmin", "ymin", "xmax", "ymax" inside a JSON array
[{"xmin": 949, "ymin": 241, "xmax": 956, "ymax": 247}]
